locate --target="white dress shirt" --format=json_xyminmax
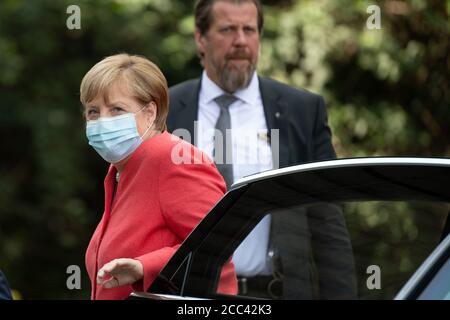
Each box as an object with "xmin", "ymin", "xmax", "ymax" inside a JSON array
[{"xmin": 197, "ymin": 71, "xmax": 273, "ymax": 276}]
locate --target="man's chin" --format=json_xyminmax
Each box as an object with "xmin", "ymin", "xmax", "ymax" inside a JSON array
[
  {"xmin": 224, "ymin": 64, "xmax": 254, "ymax": 80},
  {"xmin": 226, "ymin": 59, "xmax": 251, "ymax": 70}
]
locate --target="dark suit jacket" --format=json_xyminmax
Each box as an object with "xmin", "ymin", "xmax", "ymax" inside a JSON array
[
  {"xmin": 168, "ymin": 76, "xmax": 356, "ymax": 299},
  {"xmin": 0, "ymin": 270, "xmax": 12, "ymax": 300}
]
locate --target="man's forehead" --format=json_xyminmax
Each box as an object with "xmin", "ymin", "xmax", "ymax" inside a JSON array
[{"xmin": 210, "ymin": 1, "xmax": 258, "ymax": 25}]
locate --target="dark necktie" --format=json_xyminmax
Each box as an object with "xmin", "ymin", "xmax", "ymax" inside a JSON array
[{"xmin": 213, "ymin": 94, "xmax": 238, "ymax": 189}]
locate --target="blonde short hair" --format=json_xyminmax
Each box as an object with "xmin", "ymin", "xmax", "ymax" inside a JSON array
[{"xmin": 80, "ymin": 53, "xmax": 168, "ymax": 131}]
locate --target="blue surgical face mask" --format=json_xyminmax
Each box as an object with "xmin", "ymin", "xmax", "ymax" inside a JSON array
[{"xmin": 86, "ymin": 107, "xmax": 151, "ymax": 163}]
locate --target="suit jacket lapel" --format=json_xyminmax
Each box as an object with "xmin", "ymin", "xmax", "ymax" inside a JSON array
[
  {"xmin": 259, "ymin": 77, "xmax": 290, "ymax": 169},
  {"xmin": 174, "ymin": 78, "xmax": 202, "ymax": 140}
]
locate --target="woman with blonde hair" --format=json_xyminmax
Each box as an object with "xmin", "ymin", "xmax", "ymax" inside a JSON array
[{"xmin": 81, "ymin": 53, "xmax": 237, "ymax": 299}]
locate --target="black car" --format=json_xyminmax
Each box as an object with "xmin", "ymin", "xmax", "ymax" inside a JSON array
[{"xmin": 130, "ymin": 157, "xmax": 450, "ymax": 300}]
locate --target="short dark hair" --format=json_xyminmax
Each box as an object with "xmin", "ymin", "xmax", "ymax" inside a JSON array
[{"xmin": 195, "ymin": 0, "xmax": 264, "ymax": 35}]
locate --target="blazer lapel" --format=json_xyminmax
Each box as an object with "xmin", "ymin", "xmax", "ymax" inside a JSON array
[{"xmin": 259, "ymin": 77, "xmax": 290, "ymax": 169}]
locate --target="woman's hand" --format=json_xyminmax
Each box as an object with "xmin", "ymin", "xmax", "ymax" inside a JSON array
[{"xmin": 97, "ymin": 258, "xmax": 144, "ymax": 289}]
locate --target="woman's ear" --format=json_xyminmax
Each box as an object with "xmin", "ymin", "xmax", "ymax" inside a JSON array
[{"xmin": 146, "ymin": 101, "xmax": 157, "ymax": 126}]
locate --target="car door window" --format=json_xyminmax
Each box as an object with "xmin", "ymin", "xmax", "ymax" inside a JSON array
[{"xmin": 222, "ymin": 201, "xmax": 449, "ymax": 300}]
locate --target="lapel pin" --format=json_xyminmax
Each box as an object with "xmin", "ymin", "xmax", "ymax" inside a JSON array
[{"xmin": 258, "ymin": 131, "xmax": 269, "ymax": 143}]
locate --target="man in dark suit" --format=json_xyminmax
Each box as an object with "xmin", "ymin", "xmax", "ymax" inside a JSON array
[
  {"xmin": 168, "ymin": 0, "xmax": 356, "ymax": 299},
  {"xmin": 0, "ymin": 270, "xmax": 12, "ymax": 300}
]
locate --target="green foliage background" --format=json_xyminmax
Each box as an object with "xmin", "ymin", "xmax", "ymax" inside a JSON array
[{"xmin": 0, "ymin": 0, "xmax": 448, "ymax": 299}]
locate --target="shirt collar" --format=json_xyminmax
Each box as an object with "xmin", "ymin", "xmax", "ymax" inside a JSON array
[
  {"xmin": 200, "ymin": 71, "xmax": 226, "ymax": 105},
  {"xmin": 200, "ymin": 70, "xmax": 260, "ymax": 106}
]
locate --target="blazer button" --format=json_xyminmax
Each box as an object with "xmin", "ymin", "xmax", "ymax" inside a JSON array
[{"xmin": 275, "ymin": 112, "xmax": 281, "ymax": 118}]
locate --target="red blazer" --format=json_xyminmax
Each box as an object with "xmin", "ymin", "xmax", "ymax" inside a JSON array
[{"xmin": 85, "ymin": 131, "xmax": 237, "ymax": 299}]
